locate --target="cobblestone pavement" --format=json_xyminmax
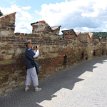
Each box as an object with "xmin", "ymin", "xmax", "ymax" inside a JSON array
[{"xmin": 0, "ymin": 56, "xmax": 107, "ymax": 107}]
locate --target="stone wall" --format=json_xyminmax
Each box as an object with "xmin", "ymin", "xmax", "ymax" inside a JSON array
[
  {"xmin": 1, "ymin": 34, "xmax": 105, "ymax": 95},
  {"xmin": 0, "ymin": 12, "xmax": 107, "ymax": 95},
  {"xmin": 0, "ymin": 12, "xmax": 15, "ymax": 37},
  {"xmin": 0, "ymin": 36, "xmax": 83, "ymax": 95}
]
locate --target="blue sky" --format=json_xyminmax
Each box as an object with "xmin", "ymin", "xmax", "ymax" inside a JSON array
[
  {"xmin": 1, "ymin": 0, "xmax": 63, "ymax": 10},
  {"xmin": 1, "ymin": 0, "xmax": 107, "ymax": 33}
]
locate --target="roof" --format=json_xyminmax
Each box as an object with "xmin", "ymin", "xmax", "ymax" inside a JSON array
[
  {"xmin": 78, "ymin": 32, "xmax": 93, "ymax": 39},
  {"xmin": 62, "ymin": 29, "xmax": 77, "ymax": 36},
  {"xmin": 62, "ymin": 29, "xmax": 74, "ymax": 32},
  {"xmin": 51, "ymin": 26, "xmax": 61, "ymax": 30},
  {"xmin": 31, "ymin": 20, "xmax": 46, "ymax": 26}
]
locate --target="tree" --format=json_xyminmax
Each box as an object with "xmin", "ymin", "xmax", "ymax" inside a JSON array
[{"xmin": 0, "ymin": 10, "xmax": 3, "ymax": 16}]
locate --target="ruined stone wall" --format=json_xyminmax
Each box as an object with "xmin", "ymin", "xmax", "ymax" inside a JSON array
[
  {"xmin": 0, "ymin": 12, "xmax": 107, "ymax": 95},
  {"xmin": 0, "ymin": 12, "xmax": 15, "ymax": 37},
  {"xmin": 0, "ymin": 35, "xmax": 106, "ymax": 95},
  {"xmin": 0, "ymin": 34, "xmax": 89, "ymax": 95}
]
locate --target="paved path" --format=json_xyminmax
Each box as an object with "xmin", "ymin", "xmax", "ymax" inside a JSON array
[{"xmin": 0, "ymin": 56, "xmax": 107, "ymax": 107}]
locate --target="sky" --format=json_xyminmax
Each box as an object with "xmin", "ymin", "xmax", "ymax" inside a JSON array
[{"xmin": 0, "ymin": 0, "xmax": 107, "ymax": 33}]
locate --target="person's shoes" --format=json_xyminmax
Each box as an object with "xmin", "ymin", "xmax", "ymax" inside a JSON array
[
  {"xmin": 25, "ymin": 87, "xmax": 29, "ymax": 92},
  {"xmin": 35, "ymin": 87, "xmax": 42, "ymax": 92}
]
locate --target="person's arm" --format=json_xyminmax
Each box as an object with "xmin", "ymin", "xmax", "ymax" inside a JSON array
[{"xmin": 33, "ymin": 50, "xmax": 39, "ymax": 58}]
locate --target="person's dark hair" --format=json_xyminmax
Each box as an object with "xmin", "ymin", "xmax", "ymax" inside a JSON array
[
  {"xmin": 35, "ymin": 46, "xmax": 37, "ymax": 48},
  {"xmin": 25, "ymin": 43, "xmax": 28, "ymax": 47},
  {"xmin": 25, "ymin": 41, "xmax": 31, "ymax": 47}
]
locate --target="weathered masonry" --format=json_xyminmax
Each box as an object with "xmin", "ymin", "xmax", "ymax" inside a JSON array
[{"xmin": 0, "ymin": 12, "xmax": 107, "ymax": 95}]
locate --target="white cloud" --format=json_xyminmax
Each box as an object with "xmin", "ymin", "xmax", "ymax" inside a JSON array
[
  {"xmin": 1, "ymin": 0, "xmax": 107, "ymax": 33},
  {"xmin": 37, "ymin": 0, "xmax": 107, "ymax": 32},
  {"xmin": 0, "ymin": 4, "xmax": 33, "ymax": 33}
]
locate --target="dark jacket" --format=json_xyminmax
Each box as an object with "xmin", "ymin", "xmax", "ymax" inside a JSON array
[{"xmin": 25, "ymin": 48, "xmax": 40, "ymax": 74}]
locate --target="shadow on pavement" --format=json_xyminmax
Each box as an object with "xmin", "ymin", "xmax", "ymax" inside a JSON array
[{"xmin": 0, "ymin": 56, "xmax": 107, "ymax": 107}]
